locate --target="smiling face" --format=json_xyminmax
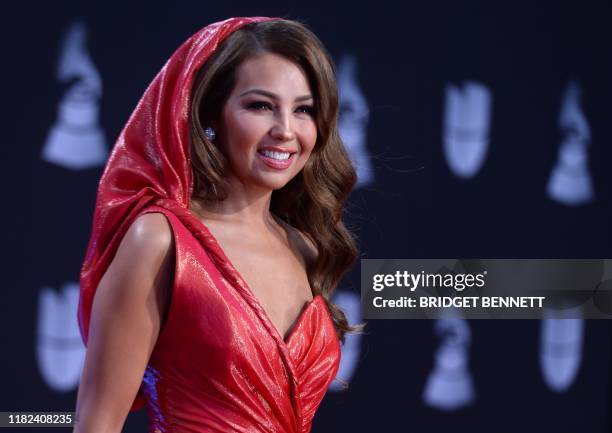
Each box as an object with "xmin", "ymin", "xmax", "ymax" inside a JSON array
[{"xmin": 215, "ymin": 52, "xmax": 318, "ymax": 193}]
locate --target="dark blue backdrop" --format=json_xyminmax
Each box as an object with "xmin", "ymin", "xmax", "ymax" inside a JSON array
[{"xmin": 2, "ymin": 1, "xmax": 611, "ymax": 432}]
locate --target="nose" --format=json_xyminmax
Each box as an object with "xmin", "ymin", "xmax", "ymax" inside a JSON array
[{"xmin": 269, "ymin": 113, "xmax": 296, "ymax": 142}]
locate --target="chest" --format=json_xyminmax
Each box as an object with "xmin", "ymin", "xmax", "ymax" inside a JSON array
[{"xmin": 206, "ymin": 224, "xmax": 314, "ymax": 339}]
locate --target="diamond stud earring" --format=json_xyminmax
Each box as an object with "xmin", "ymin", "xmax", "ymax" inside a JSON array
[{"xmin": 204, "ymin": 126, "xmax": 216, "ymax": 142}]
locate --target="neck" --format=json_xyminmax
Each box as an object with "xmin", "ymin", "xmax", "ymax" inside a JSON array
[{"xmin": 191, "ymin": 175, "xmax": 276, "ymax": 228}]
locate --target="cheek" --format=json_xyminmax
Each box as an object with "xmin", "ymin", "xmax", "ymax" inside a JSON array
[
  {"xmin": 299, "ymin": 122, "xmax": 318, "ymax": 153},
  {"xmin": 225, "ymin": 115, "xmax": 266, "ymax": 150}
]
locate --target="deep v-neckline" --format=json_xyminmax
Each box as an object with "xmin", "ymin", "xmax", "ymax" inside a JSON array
[{"xmin": 188, "ymin": 209, "xmax": 319, "ymax": 346}]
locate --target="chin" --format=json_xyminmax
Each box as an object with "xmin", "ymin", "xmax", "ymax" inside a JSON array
[
  {"xmin": 262, "ymin": 179, "xmax": 293, "ymax": 191},
  {"xmin": 252, "ymin": 172, "xmax": 297, "ymax": 192}
]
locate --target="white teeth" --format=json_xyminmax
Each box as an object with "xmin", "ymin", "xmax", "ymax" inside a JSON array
[{"xmin": 261, "ymin": 150, "xmax": 291, "ymax": 160}]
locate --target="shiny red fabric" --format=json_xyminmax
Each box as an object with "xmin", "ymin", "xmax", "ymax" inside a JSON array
[{"xmin": 77, "ymin": 17, "xmax": 341, "ymax": 432}]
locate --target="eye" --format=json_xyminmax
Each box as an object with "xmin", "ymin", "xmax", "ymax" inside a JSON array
[
  {"xmin": 246, "ymin": 101, "xmax": 273, "ymax": 111},
  {"xmin": 296, "ymin": 105, "xmax": 315, "ymax": 116}
]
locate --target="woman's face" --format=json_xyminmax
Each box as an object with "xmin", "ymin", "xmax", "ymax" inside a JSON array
[{"xmin": 216, "ymin": 52, "xmax": 317, "ymax": 192}]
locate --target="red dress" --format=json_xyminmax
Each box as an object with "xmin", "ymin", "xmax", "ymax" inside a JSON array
[{"xmin": 136, "ymin": 204, "xmax": 341, "ymax": 433}]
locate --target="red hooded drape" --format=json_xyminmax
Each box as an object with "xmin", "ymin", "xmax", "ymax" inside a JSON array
[{"xmin": 78, "ymin": 16, "xmax": 274, "ymax": 410}]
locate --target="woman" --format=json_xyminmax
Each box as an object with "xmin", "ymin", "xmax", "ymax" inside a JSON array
[{"xmin": 75, "ymin": 17, "xmax": 359, "ymax": 433}]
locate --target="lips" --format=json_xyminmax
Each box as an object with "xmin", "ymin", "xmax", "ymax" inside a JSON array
[{"xmin": 256, "ymin": 147, "xmax": 296, "ymax": 169}]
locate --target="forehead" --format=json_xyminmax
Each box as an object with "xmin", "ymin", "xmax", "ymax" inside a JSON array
[{"xmin": 232, "ymin": 52, "xmax": 312, "ymax": 96}]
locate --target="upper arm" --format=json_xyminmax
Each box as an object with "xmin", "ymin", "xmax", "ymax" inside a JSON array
[{"xmin": 74, "ymin": 212, "xmax": 174, "ymax": 433}]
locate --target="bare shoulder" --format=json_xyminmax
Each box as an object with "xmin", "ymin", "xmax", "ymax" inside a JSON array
[
  {"xmin": 124, "ymin": 212, "xmax": 173, "ymax": 251},
  {"xmin": 98, "ymin": 211, "xmax": 175, "ymax": 310}
]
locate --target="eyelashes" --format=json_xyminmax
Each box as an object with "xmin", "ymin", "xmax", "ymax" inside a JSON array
[
  {"xmin": 296, "ymin": 105, "xmax": 316, "ymax": 115},
  {"xmin": 245, "ymin": 101, "xmax": 315, "ymax": 116},
  {"xmin": 246, "ymin": 101, "xmax": 272, "ymax": 111}
]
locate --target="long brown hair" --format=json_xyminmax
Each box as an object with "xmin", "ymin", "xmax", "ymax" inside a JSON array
[{"xmin": 189, "ymin": 18, "xmax": 362, "ymax": 344}]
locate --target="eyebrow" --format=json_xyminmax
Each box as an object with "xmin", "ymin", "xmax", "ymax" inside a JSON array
[{"xmin": 239, "ymin": 89, "xmax": 313, "ymax": 102}]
